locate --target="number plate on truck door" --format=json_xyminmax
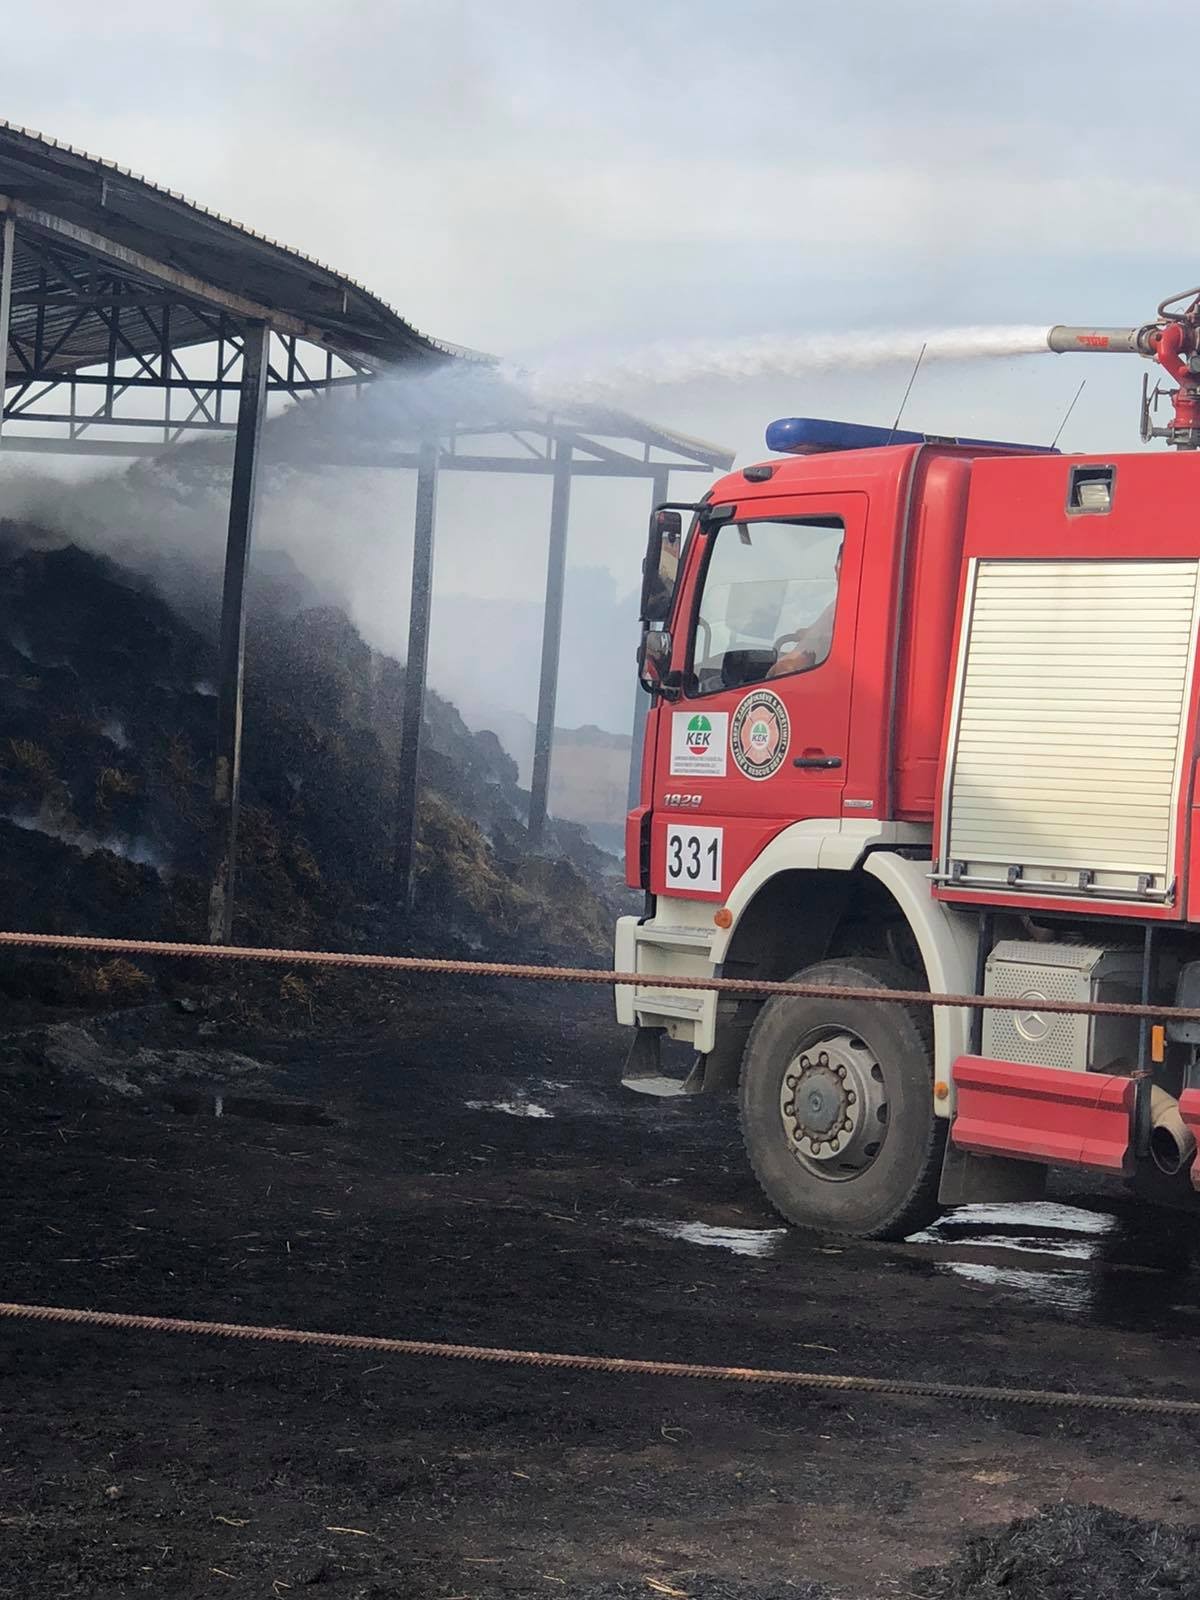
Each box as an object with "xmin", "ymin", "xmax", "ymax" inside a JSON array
[{"xmin": 665, "ymin": 825, "xmax": 723, "ymax": 892}]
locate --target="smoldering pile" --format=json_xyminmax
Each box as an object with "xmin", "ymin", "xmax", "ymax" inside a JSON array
[
  {"xmin": 911, "ymin": 1503, "xmax": 1200, "ymax": 1600},
  {"xmin": 0, "ymin": 524, "xmax": 618, "ymax": 1023},
  {"xmin": 519, "ymin": 1511, "xmax": 1200, "ymax": 1600}
]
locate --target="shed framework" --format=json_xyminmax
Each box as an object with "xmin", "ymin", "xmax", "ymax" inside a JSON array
[{"xmin": 0, "ymin": 123, "xmax": 732, "ymax": 935}]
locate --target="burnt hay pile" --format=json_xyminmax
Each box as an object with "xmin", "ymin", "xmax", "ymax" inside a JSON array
[
  {"xmin": 912, "ymin": 1503, "xmax": 1200, "ymax": 1600},
  {"xmin": 0, "ymin": 526, "xmax": 618, "ymax": 1017}
]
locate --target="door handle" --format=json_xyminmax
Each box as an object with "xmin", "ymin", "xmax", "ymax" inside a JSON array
[{"xmin": 793, "ymin": 755, "xmax": 843, "ymax": 769}]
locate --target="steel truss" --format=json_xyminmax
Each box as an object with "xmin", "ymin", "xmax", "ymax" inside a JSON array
[{"xmin": 1, "ymin": 225, "xmax": 370, "ymax": 446}]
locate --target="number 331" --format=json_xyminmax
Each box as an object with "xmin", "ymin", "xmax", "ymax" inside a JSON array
[{"xmin": 665, "ymin": 826, "xmax": 722, "ymax": 891}]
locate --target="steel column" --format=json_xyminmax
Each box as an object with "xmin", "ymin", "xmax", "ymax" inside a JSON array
[
  {"xmin": 207, "ymin": 323, "xmax": 270, "ymax": 945},
  {"xmin": 627, "ymin": 466, "xmax": 671, "ymax": 811},
  {"xmin": 0, "ymin": 216, "xmax": 14, "ymax": 441},
  {"xmin": 392, "ymin": 440, "xmax": 440, "ymax": 911},
  {"xmin": 528, "ymin": 443, "xmax": 573, "ymax": 844}
]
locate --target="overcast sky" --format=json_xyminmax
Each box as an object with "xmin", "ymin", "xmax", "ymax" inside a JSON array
[
  {"xmin": 5, "ymin": 1, "xmax": 1198, "ymax": 730},
  {"xmin": 8, "ymin": 2, "xmax": 1193, "ymax": 420}
]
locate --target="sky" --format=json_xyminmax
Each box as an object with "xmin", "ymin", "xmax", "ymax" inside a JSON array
[{"xmin": 3, "ymin": 0, "xmax": 1198, "ymax": 734}]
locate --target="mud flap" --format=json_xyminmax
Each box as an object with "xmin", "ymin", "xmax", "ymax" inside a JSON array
[
  {"xmin": 937, "ymin": 1139, "xmax": 1048, "ymax": 1206},
  {"xmin": 697, "ymin": 1002, "xmax": 755, "ymax": 1093},
  {"xmin": 621, "ymin": 1027, "xmax": 705, "ymax": 1097}
]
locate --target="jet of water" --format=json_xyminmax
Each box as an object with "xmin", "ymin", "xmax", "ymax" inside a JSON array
[{"xmin": 510, "ymin": 324, "xmax": 1052, "ymax": 405}]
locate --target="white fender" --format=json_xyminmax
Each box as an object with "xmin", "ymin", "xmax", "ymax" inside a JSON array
[
  {"xmin": 706, "ymin": 822, "xmax": 975, "ymax": 1115},
  {"xmin": 710, "ymin": 818, "xmax": 930, "ymax": 964}
]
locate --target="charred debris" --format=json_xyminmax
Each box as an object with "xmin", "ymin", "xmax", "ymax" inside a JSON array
[
  {"xmin": 912, "ymin": 1502, "xmax": 1200, "ymax": 1600},
  {"xmin": 0, "ymin": 520, "xmax": 619, "ymax": 1024}
]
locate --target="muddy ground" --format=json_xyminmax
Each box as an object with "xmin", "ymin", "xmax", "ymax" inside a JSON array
[{"xmin": 3, "ymin": 983, "xmax": 1200, "ymax": 1598}]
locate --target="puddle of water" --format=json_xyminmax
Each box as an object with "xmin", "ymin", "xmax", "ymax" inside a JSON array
[
  {"xmin": 920, "ymin": 1202, "xmax": 1116, "ymax": 1235},
  {"xmin": 906, "ymin": 1202, "xmax": 1116, "ymax": 1314},
  {"xmin": 908, "ymin": 1203, "xmax": 1120, "ymax": 1235},
  {"xmin": 464, "ymin": 1099, "xmax": 553, "ymax": 1119},
  {"xmin": 908, "ymin": 1203, "xmax": 1117, "ymax": 1263},
  {"xmin": 945, "ymin": 1262, "xmax": 1093, "ymax": 1314},
  {"xmin": 638, "ymin": 1220, "xmax": 788, "ymax": 1258},
  {"xmin": 949, "ymin": 1234, "xmax": 1098, "ymax": 1261},
  {"xmin": 902, "ymin": 1199, "xmax": 1200, "ymax": 1329}
]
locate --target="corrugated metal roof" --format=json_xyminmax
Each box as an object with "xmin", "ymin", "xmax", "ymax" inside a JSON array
[{"xmin": 0, "ymin": 119, "xmax": 491, "ymax": 373}]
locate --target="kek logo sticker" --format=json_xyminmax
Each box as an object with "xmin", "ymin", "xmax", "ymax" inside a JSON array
[
  {"xmin": 685, "ymin": 714, "xmax": 713, "ymax": 754},
  {"xmin": 670, "ymin": 710, "xmax": 728, "ymax": 777}
]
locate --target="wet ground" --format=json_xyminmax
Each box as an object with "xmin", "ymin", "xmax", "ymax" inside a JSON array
[{"xmin": 2, "ymin": 983, "xmax": 1200, "ymax": 1597}]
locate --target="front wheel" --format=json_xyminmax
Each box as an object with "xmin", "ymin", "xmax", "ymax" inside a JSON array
[{"xmin": 738, "ymin": 958, "xmax": 944, "ymax": 1240}]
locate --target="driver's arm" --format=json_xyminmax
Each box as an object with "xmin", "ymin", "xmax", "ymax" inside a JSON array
[
  {"xmin": 766, "ymin": 601, "xmax": 834, "ymax": 679},
  {"xmin": 767, "ymin": 641, "xmax": 817, "ymax": 679}
]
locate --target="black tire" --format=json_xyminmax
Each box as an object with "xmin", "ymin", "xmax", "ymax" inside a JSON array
[{"xmin": 738, "ymin": 957, "xmax": 944, "ymax": 1240}]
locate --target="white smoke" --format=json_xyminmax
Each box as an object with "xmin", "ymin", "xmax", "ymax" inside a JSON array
[
  {"xmin": 510, "ymin": 324, "xmax": 1052, "ymax": 405},
  {"xmin": 4, "ymin": 812, "xmax": 170, "ymax": 874},
  {"xmin": 0, "ymin": 319, "xmax": 1062, "ymax": 769}
]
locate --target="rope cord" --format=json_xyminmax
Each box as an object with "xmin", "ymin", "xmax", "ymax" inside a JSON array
[
  {"xmin": 1, "ymin": 1300, "xmax": 1196, "ymax": 1416},
  {"xmin": 0, "ymin": 928, "xmax": 1191, "ymax": 1023}
]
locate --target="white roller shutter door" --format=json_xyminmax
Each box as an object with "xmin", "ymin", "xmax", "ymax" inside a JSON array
[{"xmin": 940, "ymin": 559, "xmax": 1200, "ymax": 902}]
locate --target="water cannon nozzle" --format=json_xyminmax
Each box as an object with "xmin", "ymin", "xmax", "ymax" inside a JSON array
[{"xmin": 1046, "ymin": 325, "xmax": 1152, "ymax": 356}]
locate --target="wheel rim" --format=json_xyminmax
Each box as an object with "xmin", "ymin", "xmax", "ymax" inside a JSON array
[{"xmin": 778, "ymin": 1028, "xmax": 890, "ymax": 1181}]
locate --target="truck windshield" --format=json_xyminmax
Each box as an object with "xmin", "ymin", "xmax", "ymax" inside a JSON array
[{"xmin": 691, "ymin": 516, "xmax": 843, "ymax": 696}]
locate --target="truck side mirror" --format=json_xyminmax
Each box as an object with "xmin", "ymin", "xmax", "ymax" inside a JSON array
[
  {"xmin": 640, "ymin": 509, "xmax": 683, "ymax": 624},
  {"xmin": 638, "ymin": 626, "xmax": 672, "ymax": 692}
]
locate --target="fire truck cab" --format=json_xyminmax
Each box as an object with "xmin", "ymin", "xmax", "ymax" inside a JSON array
[{"xmin": 617, "ymin": 415, "xmax": 1200, "ymax": 1238}]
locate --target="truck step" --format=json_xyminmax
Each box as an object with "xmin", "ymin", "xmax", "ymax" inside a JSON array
[
  {"xmin": 622, "ymin": 1073, "xmax": 703, "ymax": 1098},
  {"xmin": 633, "ymin": 924, "xmax": 715, "ymax": 953},
  {"xmin": 633, "ymin": 992, "xmax": 706, "ymax": 1022},
  {"xmin": 620, "ymin": 1028, "xmax": 704, "ymax": 1097}
]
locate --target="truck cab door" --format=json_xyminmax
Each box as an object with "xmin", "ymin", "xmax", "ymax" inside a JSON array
[{"xmin": 650, "ymin": 493, "xmax": 865, "ymax": 902}]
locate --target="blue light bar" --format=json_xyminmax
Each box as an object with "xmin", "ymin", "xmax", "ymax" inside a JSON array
[{"xmin": 765, "ymin": 416, "xmax": 1057, "ymax": 456}]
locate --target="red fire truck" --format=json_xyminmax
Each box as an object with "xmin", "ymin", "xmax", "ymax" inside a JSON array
[{"xmin": 617, "ymin": 289, "xmax": 1200, "ymax": 1238}]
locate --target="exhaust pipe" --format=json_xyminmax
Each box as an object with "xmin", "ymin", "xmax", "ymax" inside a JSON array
[{"xmin": 1150, "ymin": 1086, "xmax": 1197, "ymax": 1176}]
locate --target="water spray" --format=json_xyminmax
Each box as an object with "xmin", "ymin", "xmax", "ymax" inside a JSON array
[
  {"xmin": 510, "ymin": 324, "xmax": 1051, "ymax": 406},
  {"xmin": 510, "ymin": 289, "xmax": 1200, "ymax": 451}
]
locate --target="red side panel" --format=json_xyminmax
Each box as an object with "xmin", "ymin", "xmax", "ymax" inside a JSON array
[
  {"xmin": 625, "ymin": 657, "xmax": 662, "ymax": 889},
  {"xmin": 893, "ymin": 456, "xmax": 972, "ymax": 820},
  {"xmin": 624, "ymin": 805, "xmax": 650, "ymax": 890},
  {"xmin": 951, "ymin": 1056, "xmax": 1134, "ymax": 1173},
  {"xmin": 1179, "ymin": 1088, "xmax": 1200, "ymax": 1190},
  {"xmin": 1186, "ymin": 765, "xmax": 1200, "ymax": 924}
]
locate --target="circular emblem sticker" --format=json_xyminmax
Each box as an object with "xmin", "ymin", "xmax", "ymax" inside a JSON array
[{"xmin": 731, "ymin": 690, "xmax": 790, "ymax": 780}]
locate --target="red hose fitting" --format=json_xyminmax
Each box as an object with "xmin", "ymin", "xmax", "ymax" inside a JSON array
[
  {"xmin": 1156, "ymin": 320, "xmax": 1192, "ymax": 383},
  {"xmin": 1172, "ymin": 383, "xmax": 1200, "ymax": 434}
]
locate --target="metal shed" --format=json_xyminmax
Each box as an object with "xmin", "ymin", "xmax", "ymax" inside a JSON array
[{"xmin": 0, "ymin": 122, "xmax": 732, "ymax": 939}]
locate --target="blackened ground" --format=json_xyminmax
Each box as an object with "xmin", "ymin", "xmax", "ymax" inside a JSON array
[{"xmin": 3, "ymin": 986, "xmax": 1200, "ymax": 1598}]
